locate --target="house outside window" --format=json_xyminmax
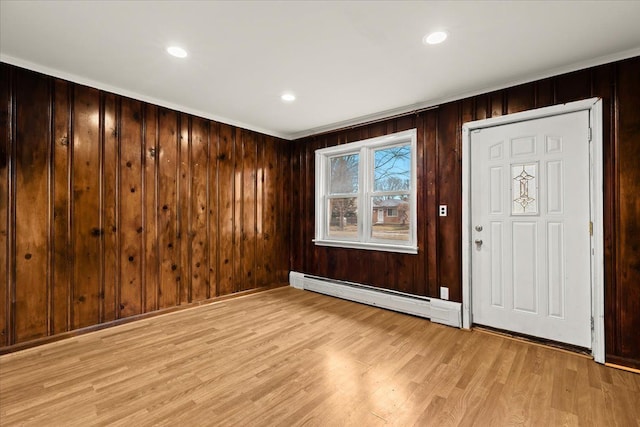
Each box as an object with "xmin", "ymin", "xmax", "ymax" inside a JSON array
[{"xmin": 314, "ymin": 129, "xmax": 417, "ymax": 254}]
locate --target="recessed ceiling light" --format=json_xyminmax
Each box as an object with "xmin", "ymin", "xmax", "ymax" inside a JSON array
[
  {"xmin": 281, "ymin": 92, "xmax": 296, "ymax": 102},
  {"xmin": 167, "ymin": 46, "xmax": 188, "ymax": 58},
  {"xmin": 423, "ymin": 31, "xmax": 448, "ymax": 45}
]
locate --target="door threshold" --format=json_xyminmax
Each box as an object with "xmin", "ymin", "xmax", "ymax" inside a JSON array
[{"xmin": 473, "ymin": 325, "xmax": 592, "ymax": 359}]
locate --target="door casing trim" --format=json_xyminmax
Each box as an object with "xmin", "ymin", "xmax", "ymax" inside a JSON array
[{"xmin": 461, "ymin": 98, "xmax": 604, "ymax": 363}]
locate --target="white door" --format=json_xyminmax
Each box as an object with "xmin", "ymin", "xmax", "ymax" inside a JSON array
[{"xmin": 471, "ymin": 110, "xmax": 592, "ymax": 348}]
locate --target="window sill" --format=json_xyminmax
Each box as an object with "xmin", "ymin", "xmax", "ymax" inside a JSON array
[{"xmin": 313, "ymin": 239, "xmax": 418, "ymax": 254}]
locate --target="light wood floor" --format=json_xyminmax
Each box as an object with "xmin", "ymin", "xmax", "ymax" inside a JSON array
[{"xmin": 1, "ymin": 287, "xmax": 638, "ymax": 426}]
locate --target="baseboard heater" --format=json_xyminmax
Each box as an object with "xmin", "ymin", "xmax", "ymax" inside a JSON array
[{"xmin": 289, "ymin": 271, "xmax": 461, "ymax": 328}]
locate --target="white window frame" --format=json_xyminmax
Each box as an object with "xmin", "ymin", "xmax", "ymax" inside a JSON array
[{"xmin": 314, "ymin": 129, "xmax": 418, "ymax": 254}]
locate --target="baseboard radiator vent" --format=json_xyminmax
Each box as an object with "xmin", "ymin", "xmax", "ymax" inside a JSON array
[{"xmin": 289, "ymin": 271, "xmax": 461, "ymax": 328}]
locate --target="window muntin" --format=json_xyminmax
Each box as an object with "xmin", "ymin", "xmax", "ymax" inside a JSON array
[{"xmin": 315, "ymin": 129, "xmax": 417, "ymax": 254}]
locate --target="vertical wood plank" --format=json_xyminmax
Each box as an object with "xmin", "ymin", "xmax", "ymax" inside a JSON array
[
  {"xmin": 534, "ymin": 78, "xmax": 555, "ymax": 108},
  {"xmin": 51, "ymin": 79, "xmax": 70, "ymax": 334},
  {"xmin": 490, "ymin": 90, "xmax": 505, "ymax": 118},
  {"xmin": 72, "ymin": 84, "xmax": 101, "ymax": 329},
  {"xmin": 190, "ymin": 117, "xmax": 209, "ymax": 301},
  {"xmin": 555, "ymin": 69, "xmax": 591, "ymax": 104},
  {"xmin": 119, "ymin": 98, "xmax": 143, "ymax": 318},
  {"xmin": 276, "ymin": 139, "xmax": 290, "ymax": 283},
  {"xmin": 178, "ymin": 115, "xmax": 190, "ymax": 304},
  {"xmin": 288, "ymin": 142, "xmax": 302, "ymax": 273},
  {"xmin": 209, "ymin": 122, "xmax": 220, "ymax": 297},
  {"xmin": 241, "ymin": 131, "xmax": 257, "ymax": 291},
  {"xmin": 474, "ymin": 94, "xmax": 490, "ymax": 121},
  {"xmin": 217, "ymin": 123, "xmax": 235, "ymax": 296},
  {"xmin": 0, "ymin": 64, "xmax": 12, "ymax": 345},
  {"xmin": 615, "ymin": 57, "xmax": 640, "ymax": 360},
  {"xmin": 424, "ymin": 109, "xmax": 439, "ymax": 298},
  {"xmin": 97, "ymin": 92, "xmax": 105, "ymax": 324},
  {"xmin": 143, "ymin": 104, "xmax": 159, "ymax": 313},
  {"xmin": 14, "ymin": 70, "xmax": 50, "ymax": 342},
  {"xmin": 102, "ymin": 93, "xmax": 118, "ymax": 322},
  {"xmin": 234, "ymin": 129, "xmax": 244, "ymax": 292},
  {"xmin": 506, "ymin": 83, "xmax": 536, "ymax": 114},
  {"xmin": 257, "ymin": 135, "xmax": 269, "ymax": 288},
  {"xmin": 157, "ymin": 109, "xmax": 179, "ymax": 309}
]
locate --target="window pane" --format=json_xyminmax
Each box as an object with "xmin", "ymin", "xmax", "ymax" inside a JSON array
[
  {"xmin": 328, "ymin": 197, "xmax": 358, "ymax": 239},
  {"xmin": 330, "ymin": 154, "xmax": 359, "ymax": 194},
  {"xmin": 374, "ymin": 145, "xmax": 410, "ymax": 192},
  {"xmin": 371, "ymin": 196, "xmax": 410, "ymax": 241}
]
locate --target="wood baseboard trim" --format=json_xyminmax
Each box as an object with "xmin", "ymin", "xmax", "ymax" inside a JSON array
[
  {"xmin": 0, "ymin": 283, "xmax": 288, "ymax": 356},
  {"xmin": 605, "ymin": 363, "xmax": 640, "ymax": 374}
]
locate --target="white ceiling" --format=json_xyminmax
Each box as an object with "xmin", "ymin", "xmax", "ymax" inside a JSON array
[{"xmin": 2, "ymin": 1, "xmax": 639, "ymax": 140}]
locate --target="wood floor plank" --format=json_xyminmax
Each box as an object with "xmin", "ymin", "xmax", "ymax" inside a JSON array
[{"xmin": 1, "ymin": 286, "xmax": 638, "ymax": 426}]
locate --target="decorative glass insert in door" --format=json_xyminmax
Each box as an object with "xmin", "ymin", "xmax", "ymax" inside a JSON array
[{"xmin": 512, "ymin": 163, "xmax": 538, "ymax": 215}]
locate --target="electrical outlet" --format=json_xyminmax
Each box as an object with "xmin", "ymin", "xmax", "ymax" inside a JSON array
[
  {"xmin": 439, "ymin": 205, "xmax": 447, "ymax": 216},
  {"xmin": 440, "ymin": 286, "xmax": 449, "ymax": 300}
]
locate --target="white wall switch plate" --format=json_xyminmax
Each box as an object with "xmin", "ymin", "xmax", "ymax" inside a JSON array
[
  {"xmin": 439, "ymin": 205, "xmax": 447, "ymax": 216},
  {"xmin": 440, "ymin": 286, "xmax": 449, "ymax": 300}
]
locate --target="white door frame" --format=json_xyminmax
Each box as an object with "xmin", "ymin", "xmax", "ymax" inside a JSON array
[{"xmin": 461, "ymin": 98, "xmax": 604, "ymax": 363}]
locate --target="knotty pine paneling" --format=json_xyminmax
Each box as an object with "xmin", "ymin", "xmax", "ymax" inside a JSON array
[
  {"xmin": 1, "ymin": 57, "xmax": 639, "ymax": 368},
  {"xmin": 0, "ymin": 63, "xmax": 289, "ymax": 350},
  {"xmin": 291, "ymin": 56, "xmax": 640, "ymax": 369}
]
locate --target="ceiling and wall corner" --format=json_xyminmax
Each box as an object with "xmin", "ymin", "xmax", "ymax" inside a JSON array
[{"xmin": 1, "ymin": 0, "xmax": 639, "ymax": 140}]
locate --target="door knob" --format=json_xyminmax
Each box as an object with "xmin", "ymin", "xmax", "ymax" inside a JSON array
[{"xmin": 474, "ymin": 239, "xmax": 483, "ymax": 247}]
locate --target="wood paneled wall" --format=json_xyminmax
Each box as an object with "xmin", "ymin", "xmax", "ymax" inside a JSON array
[
  {"xmin": 0, "ymin": 63, "xmax": 290, "ymax": 350},
  {"xmin": 1, "ymin": 57, "xmax": 638, "ymax": 368},
  {"xmin": 290, "ymin": 57, "xmax": 640, "ymax": 368}
]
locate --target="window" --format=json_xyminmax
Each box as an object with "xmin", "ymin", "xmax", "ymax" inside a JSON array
[{"xmin": 315, "ymin": 129, "xmax": 417, "ymax": 253}]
